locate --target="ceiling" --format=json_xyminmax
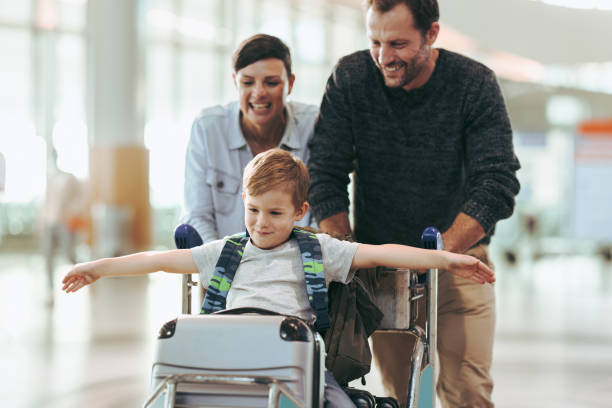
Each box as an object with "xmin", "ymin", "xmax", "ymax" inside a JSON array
[
  {"xmin": 437, "ymin": 0, "xmax": 612, "ymax": 65},
  {"xmin": 330, "ymin": 0, "xmax": 612, "ymax": 126}
]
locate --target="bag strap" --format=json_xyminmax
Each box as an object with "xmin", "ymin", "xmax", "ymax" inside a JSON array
[
  {"xmin": 200, "ymin": 233, "xmax": 249, "ymax": 314},
  {"xmin": 200, "ymin": 228, "xmax": 330, "ymax": 331},
  {"xmin": 291, "ymin": 228, "xmax": 330, "ymax": 331}
]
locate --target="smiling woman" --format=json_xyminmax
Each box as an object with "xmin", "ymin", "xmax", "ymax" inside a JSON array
[
  {"xmin": 181, "ymin": 34, "xmax": 318, "ymax": 243},
  {"xmin": 234, "ymin": 58, "xmax": 294, "ymax": 153}
]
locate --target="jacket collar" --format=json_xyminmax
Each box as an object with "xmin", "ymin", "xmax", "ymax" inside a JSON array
[{"xmin": 228, "ymin": 101, "xmax": 300, "ymax": 151}]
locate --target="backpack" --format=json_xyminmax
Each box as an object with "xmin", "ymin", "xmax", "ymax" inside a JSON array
[
  {"xmin": 297, "ymin": 228, "xmax": 383, "ymax": 385},
  {"xmin": 201, "ymin": 227, "xmax": 383, "ymax": 384},
  {"xmin": 200, "ymin": 228, "xmax": 330, "ymax": 331},
  {"xmin": 323, "ymin": 271, "xmax": 383, "ymax": 385}
]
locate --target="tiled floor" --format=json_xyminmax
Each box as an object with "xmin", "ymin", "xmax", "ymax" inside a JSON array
[{"xmin": 1, "ymin": 244, "xmax": 611, "ymax": 407}]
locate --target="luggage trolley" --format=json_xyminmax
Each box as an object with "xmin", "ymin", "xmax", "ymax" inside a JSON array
[
  {"xmin": 143, "ymin": 225, "xmax": 442, "ymax": 408},
  {"xmin": 364, "ymin": 226, "xmax": 442, "ymax": 408}
]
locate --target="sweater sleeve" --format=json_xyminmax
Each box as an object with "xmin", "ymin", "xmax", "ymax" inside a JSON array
[
  {"xmin": 461, "ymin": 70, "xmax": 521, "ymax": 233},
  {"xmin": 307, "ymin": 60, "xmax": 356, "ymax": 223}
]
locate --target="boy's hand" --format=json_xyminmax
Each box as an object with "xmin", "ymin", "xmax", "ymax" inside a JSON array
[
  {"xmin": 447, "ymin": 253, "xmax": 495, "ymax": 284},
  {"xmin": 62, "ymin": 263, "xmax": 101, "ymax": 293}
]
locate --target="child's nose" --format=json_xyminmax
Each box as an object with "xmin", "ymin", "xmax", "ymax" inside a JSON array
[{"xmin": 256, "ymin": 213, "xmax": 269, "ymax": 226}]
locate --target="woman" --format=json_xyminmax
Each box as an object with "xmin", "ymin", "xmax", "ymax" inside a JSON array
[{"xmin": 182, "ymin": 34, "xmax": 318, "ymax": 243}]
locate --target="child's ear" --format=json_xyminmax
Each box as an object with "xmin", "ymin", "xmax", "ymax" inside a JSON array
[
  {"xmin": 241, "ymin": 192, "xmax": 245, "ymax": 202},
  {"xmin": 294, "ymin": 201, "xmax": 309, "ymax": 221}
]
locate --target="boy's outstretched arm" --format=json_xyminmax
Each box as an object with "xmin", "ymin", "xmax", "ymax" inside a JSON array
[
  {"xmin": 351, "ymin": 244, "xmax": 495, "ymax": 284},
  {"xmin": 62, "ymin": 249, "xmax": 198, "ymax": 293}
]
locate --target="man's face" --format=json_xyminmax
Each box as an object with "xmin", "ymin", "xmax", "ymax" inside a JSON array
[
  {"xmin": 233, "ymin": 58, "xmax": 295, "ymax": 128},
  {"xmin": 366, "ymin": 3, "xmax": 437, "ymax": 90},
  {"xmin": 243, "ymin": 189, "xmax": 308, "ymax": 250}
]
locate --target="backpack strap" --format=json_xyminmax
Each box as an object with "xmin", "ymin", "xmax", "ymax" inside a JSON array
[
  {"xmin": 292, "ymin": 228, "xmax": 330, "ymax": 332},
  {"xmin": 199, "ymin": 229, "xmax": 330, "ymax": 332},
  {"xmin": 200, "ymin": 233, "xmax": 249, "ymax": 314}
]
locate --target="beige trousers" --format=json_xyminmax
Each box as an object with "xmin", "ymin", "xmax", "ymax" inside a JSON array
[{"xmin": 371, "ymin": 244, "xmax": 495, "ymax": 408}]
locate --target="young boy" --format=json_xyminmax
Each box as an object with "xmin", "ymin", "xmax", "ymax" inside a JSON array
[{"xmin": 62, "ymin": 149, "xmax": 494, "ymax": 407}]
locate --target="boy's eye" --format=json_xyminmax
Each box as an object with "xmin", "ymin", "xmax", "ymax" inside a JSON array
[
  {"xmin": 241, "ymin": 81, "xmax": 254, "ymax": 86},
  {"xmin": 249, "ymin": 208, "xmax": 258, "ymax": 213},
  {"xmin": 270, "ymin": 211, "xmax": 282, "ymax": 215},
  {"xmin": 266, "ymin": 81, "xmax": 280, "ymax": 86}
]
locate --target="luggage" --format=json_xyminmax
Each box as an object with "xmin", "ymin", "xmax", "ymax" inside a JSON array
[{"xmin": 143, "ymin": 310, "xmax": 325, "ymax": 408}]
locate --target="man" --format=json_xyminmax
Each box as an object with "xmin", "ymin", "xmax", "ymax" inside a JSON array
[{"xmin": 307, "ymin": 0, "xmax": 521, "ymax": 407}]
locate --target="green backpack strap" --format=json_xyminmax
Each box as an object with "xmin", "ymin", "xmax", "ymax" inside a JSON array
[
  {"xmin": 200, "ymin": 233, "xmax": 249, "ymax": 314},
  {"xmin": 291, "ymin": 228, "xmax": 330, "ymax": 332}
]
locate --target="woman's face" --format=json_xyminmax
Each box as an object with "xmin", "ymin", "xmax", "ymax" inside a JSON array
[{"xmin": 233, "ymin": 58, "xmax": 295, "ymax": 128}]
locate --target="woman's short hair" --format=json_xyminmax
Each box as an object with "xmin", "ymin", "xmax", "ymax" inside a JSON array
[
  {"xmin": 232, "ymin": 34, "xmax": 293, "ymax": 76},
  {"xmin": 243, "ymin": 148, "xmax": 309, "ymax": 209}
]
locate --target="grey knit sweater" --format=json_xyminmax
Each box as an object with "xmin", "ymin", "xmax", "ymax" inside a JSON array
[{"xmin": 307, "ymin": 49, "xmax": 520, "ymax": 247}]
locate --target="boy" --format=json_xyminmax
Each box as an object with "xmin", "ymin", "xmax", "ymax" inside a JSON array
[{"xmin": 62, "ymin": 149, "xmax": 494, "ymax": 407}]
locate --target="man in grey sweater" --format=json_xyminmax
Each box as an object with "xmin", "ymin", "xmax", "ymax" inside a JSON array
[{"xmin": 307, "ymin": 0, "xmax": 520, "ymax": 407}]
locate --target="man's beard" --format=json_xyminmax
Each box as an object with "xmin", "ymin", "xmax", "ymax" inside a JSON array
[{"xmin": 379, "ymin": 45, "xmax": 430, "ymax": 89}]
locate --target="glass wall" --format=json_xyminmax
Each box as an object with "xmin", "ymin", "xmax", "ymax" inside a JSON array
[
  {"xmin": 1, "ymin": 0, "xmax": 610, "ymax": 259},
  {"xmin": 142, "ymin": 0, "xmax": 368, "ymax": 246},
  {"xmin": 0, "ymin": 0, "xmax": 87, "ymax": 242},
  {"xmin": 0, "ymin": 0, "xmax": 368, "ymax": 247}
]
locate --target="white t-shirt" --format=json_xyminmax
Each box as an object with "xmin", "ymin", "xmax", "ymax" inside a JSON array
[{"xmin": 190, "ymin": 233, "xmax": 359, "ymax": 323}]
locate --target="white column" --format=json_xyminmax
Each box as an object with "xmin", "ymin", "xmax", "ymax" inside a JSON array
[
  {"xmin": 86, "ymin": 0, "xmax": 151, "ymax": 259},
  {"xmin": 87, "ymin": 0, "xmax": 144, "ymax": 146}
]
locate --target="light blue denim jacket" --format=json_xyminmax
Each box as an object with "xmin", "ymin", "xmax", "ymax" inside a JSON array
[{"xmin": 182, "ymin": 101, "xmax": 318, "ymax": 243}]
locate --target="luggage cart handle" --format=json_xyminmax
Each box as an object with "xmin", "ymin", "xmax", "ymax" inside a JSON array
[
  {"xmin": 174, "ymin": 224, "xmax": 203, "ymax": 249},
  {"xmin": 174, "ymin": 224, "xmax": 203, "ymax": 314},
  {"xmin": 421, "ymin": 226, "xmax": 444, "ymax": 251},
  {"xmin": 418, "ymin": 226, "xmax": 441, "ymax": 408}
]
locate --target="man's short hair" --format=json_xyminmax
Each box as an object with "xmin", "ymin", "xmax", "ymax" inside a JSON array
[
  {"xmin": 232, "ymin": 34, "xmax": 293, "ymax": 77},
  {"xmin": 243, "ymin": 148, "xmax": 309, "ymax": 209},
  {"xmin": 363, "ymin": 0, "xmax": 439, "ymax": 36}
]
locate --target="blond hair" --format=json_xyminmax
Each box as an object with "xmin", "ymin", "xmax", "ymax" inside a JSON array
[{"xmin": 242, "ymin": 148, "xmax": 309, "ymax": 209}]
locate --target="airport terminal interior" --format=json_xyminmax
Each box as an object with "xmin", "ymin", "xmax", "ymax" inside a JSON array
[{"xmin": 1, "ymin": 0, "xmax": 612, "ymax": 407}]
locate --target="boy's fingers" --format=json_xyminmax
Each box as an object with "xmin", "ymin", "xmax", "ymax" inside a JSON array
[
  {"xmin": 476, "ymin": 273, "xmax": 490, "ymax": 284},
  {"xmin": 63, "ymin": 276, "xmax": 85, "ymax": 292},
  {"xmin": 476, "ymin": 267, "xmax": 495, "ymax": 284},
  {"xmin": 480, "ymin": 261, "xmax": 494, "ymax": 276},
  {"xmin": 63, "ymin": 269, "xmax": 79, "ymax": 282},
  {"xmin": 62, "ymin": 275, "xmax": 77, "ymax": 288},
  {"xmin": 67, "ymin": 282, "xmax": 80, "ymax": 292}
]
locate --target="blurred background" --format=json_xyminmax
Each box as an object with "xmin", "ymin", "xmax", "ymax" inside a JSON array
[{"xmin": 0, "ymin": 0, "xmax": 611, "ymax": 407}]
